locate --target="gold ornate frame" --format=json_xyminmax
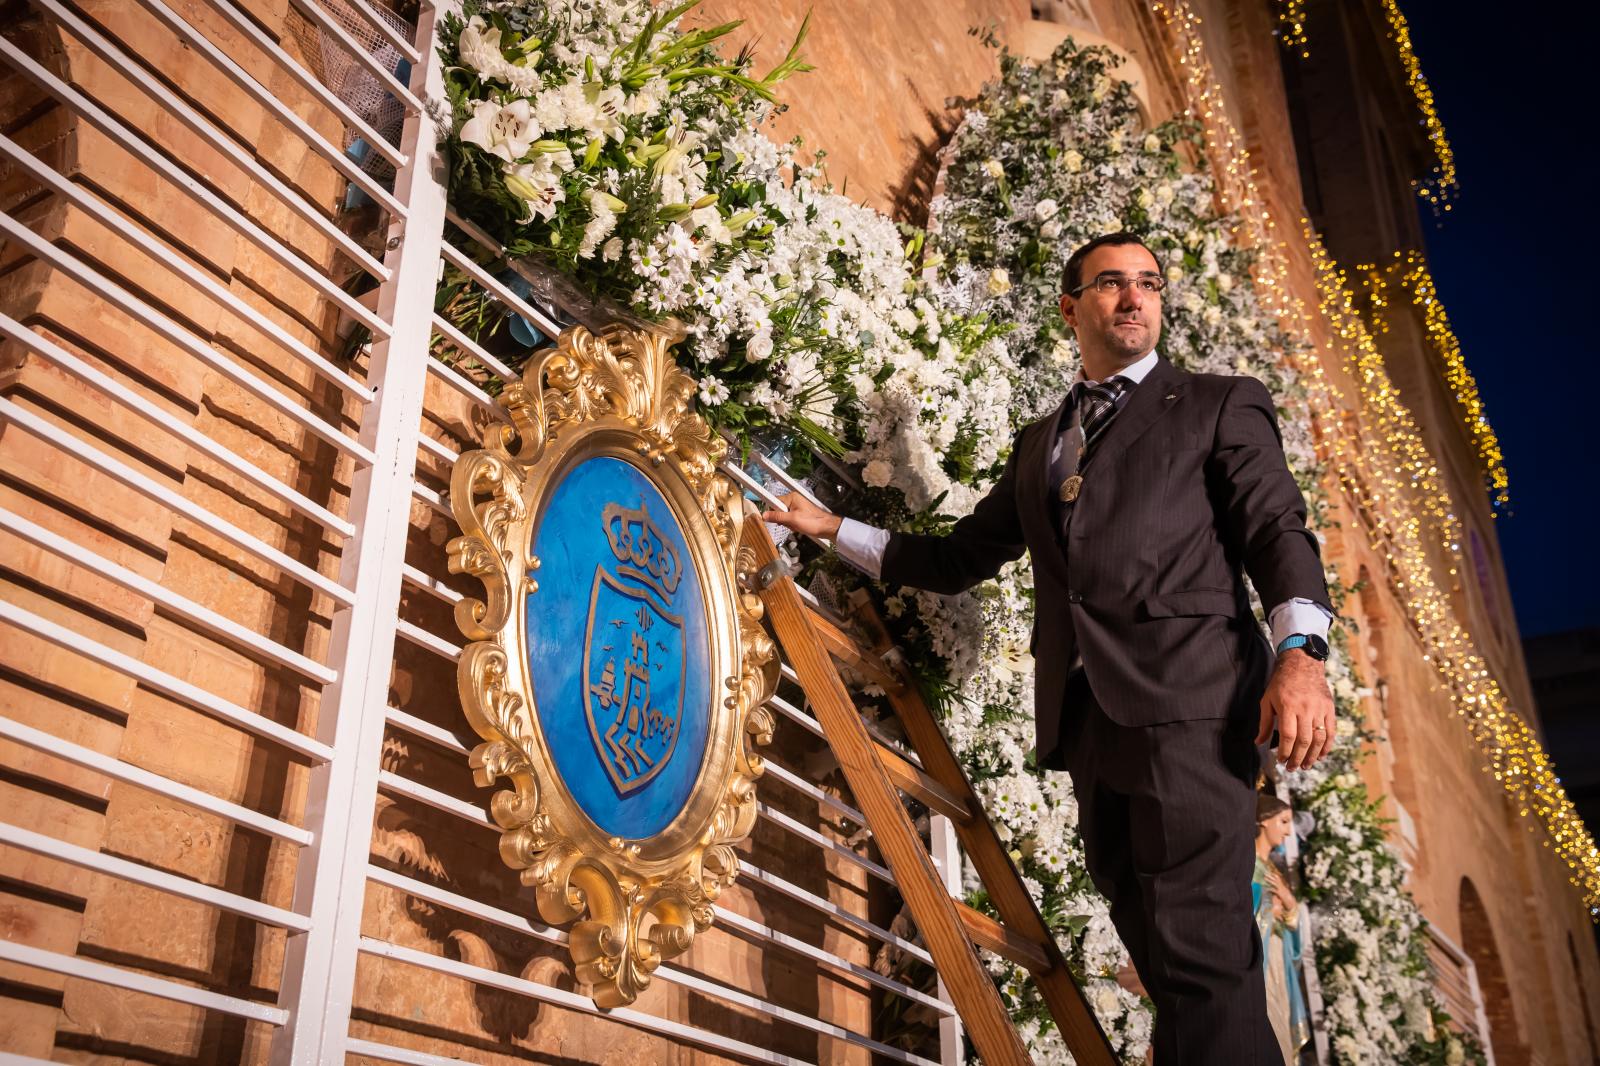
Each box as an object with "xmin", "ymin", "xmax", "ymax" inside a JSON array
[{"xmin": 447, "ymin": 325, "xmax": 777, "ymax": 1006}]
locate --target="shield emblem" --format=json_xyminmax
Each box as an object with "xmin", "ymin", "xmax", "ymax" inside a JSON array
[{"xmin": 583, "ymin": 566, "xmax": 686, "ymax": 795}]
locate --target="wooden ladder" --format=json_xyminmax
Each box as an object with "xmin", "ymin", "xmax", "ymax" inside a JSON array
[{"xmin": 741, "ymin": 518, "xmax": 1117, "ymax": 1066}]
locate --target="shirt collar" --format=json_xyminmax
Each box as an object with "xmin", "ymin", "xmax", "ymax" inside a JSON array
[{"xmin": 1074, "ymin": 349, "xmax": 1159, "ymax": 387}]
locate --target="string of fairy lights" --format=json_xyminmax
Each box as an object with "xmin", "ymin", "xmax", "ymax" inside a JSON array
[
  {"xmin": 1270, "ymin": 0, "xmax": 1458, "ymax": 209},
  {"xmin": 1357, "ymin": 252, "xmax": 1510, "ymax": 511},
  {"xmin": 1150, "ymin": 0, "xmax": 1600, "ymax": 915}
]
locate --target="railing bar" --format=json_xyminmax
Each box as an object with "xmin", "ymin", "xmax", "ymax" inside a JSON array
[
  {"xmin": 376, "ymin": 769, "xmax": 491, "ymax": 827},
  {"xmin": 0, "ymin": 820, "xmax": 311, "ymax": 931},
  {"xmin": 430, "ymin": 313, "xmax": 521, "ymax": 383},
  {"xmin": 761, "ymin": 759, "xmax": 865, "ymax": 826},
  {"xmin": 0, "ymin": 505, "xmax": 336, "ymax": 684},
  {"xmin": 443, "ymin": 212, "xmax": 570, "ymax": 333},
  {"xmin": 357, "ymin": 937, "xmax": 813, "ymax": 1066},
  {"xmin": 395, "ymin": 618, "xmax": 461, "ymax": 661},
  {"xmin": 757, "ymin": 802, "xmax": 892, "ymax": 883},
  {"xmin": 367, "ymin": 861, "xmax": 950, "ymax": 1018},
  {"xmin": 0, "ymin": 397, "xmax": 356, "ymax": 609},
  {"xmin": 204, "ymin": 0, "xmax": 406, "ymax": 168},
  {"xmin": 400, "ymin": 564, "xmax": 464, "ymax": 607},
  {"xmin": 740, "ymin": 860, "xmax": 934, "ymax": 964},
  {"xmin": 411, "ymin": 479, "xmax": 451, "ymax": 516},
  {"xmin": 711, "ymin": 906, "xmax": 953, "ymax": 1016},
  {"xmin": 424, "ymin": 349, "xmax": 504, "ymax": 414},
  {"xmin": 285, "ymin": 0, "xmax": 424, "ymax": 112},
  {"xmin": 384, "ymin": 705, "xmax": 472, "ymax": 755},
  {"xmin": 0, "ymin": 600, "xmax": 334, "ymax": 762},
  {"xmin": 368, "ymin": 767, "xmax": 931, "ymax": 961},
  {"xmin": 0, "ymin": 713, "xmax": 312, "ymax": 845},
  {"xmin": 0, "ymin": 313, "xmax": 357, "ymax": 537},
  {"xmin": 767, "ymin": 692, "xmax": 825, "ymax": 740},
  {"xmin": 0, "ymin": 216, "xmax": 376, "ymax": 465},
  {"xmin": 437, "ymin": 239, "xmax": 563, "ymax": 341},
  {"xmin": 0, "ymin": 135, "xmax": 375, "ymax": 408},
  {"xmin": 133, "ymin": 0, "xmax": 409, "ymax": 219},
  {"xmin": 0, "ymin": 35, "xmax": 393, "ymax": 335},
  {"xmin": 0, "ymin": 939, "xmax": 289, "ymax": 1024},
  {"xmin": 335, "ymin": 0, "xmax": 423, "ymax": 64},
  {"xmin": 36, "ymin": 0, "xmax": 391, "ymax": 282},
  {"xmin": 416, "ymin": 431, "xmax": 459, "ymax": 465},
  {"xmin": 742, "ymin": 443, "xmax": 827, "ymax": 509}
]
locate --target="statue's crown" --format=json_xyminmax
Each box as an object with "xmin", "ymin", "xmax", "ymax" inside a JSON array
[{"xmin": 603, "ymin": 497, "xmax": 682, "ymax": 600}]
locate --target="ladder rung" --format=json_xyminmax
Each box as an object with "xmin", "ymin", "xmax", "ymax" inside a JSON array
[
  {"xmin": 956, "ymin": 902, "xmax": 1052, "ymax": 974},
  {"xmin": 806, "ymin": 605, "xmax": 905, "ymax": 692},
  {"xmin": 876, "ymin": 741, "xmax": 971, "ymax": 825}
]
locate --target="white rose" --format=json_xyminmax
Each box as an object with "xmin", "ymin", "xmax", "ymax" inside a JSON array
[
  {"xmin": 1051, "ymin": 338, "xmax": 1075, "ymax": 362},
  {"xmin": 1166, "ymin": 264, "xmax": 1185, "ymax": 283},
  {"xmin": 1034, "ymin": 198, "xmax": 1059, "ymax": 222},
  {"xmin": 983, "ymin": 157, "xmax": 1005, "ymax": 180},
  {"xmin": 1155, "ymin": 183, "xmax": 1175, "ymax": 205},
  {"xmin": 1040, "ymin": 219, "xmax": 1062, "ymax": 240},
  {"xmin": 1108, "ymin": 130, "xmax": 1124, "ymax": 154},
  {"xmin": 601, "ymin": 236, "xmax": 624, "ymax": 262},
  {"xmin": 987, "ymin": 267, "xmax": 1012, "ymax": 296},
  {"xmin": 1091, "ymin": 982, "xmax": 1120, "ymax": 1017},
  {"xmin": 1217, "ymin": 273, "xmax": 1234, "ymax": 293},
  {"xmin": 1185, "ymin": 227, "xmax": 1204, "ymax": 248},
  {"xmin": 459, "ymin": 98, "xmax": 537, "ymax": 162},
  {"xmin": 1063, "ymin": 149, "xmax": 1084, "ymax": 173},
  {"xmin": 1144, "ymin": 132, "xmax": 1162, "ymax": 152},
  {"xmin": 862, "ymin": 459, "xmax": 894, "ymax": 488},
  {"xmin": 1135, "ymin": 188, "xmax": 1153, "ymax": 209},
  {"xmin": 745, "ymin": 330, "xmax": 774, "ymax": 361}
]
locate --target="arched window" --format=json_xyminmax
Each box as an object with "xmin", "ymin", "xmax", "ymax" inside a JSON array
[{"xmin": 1459, "ymin": 877, "xmax": 1531, "ymax": 1065}]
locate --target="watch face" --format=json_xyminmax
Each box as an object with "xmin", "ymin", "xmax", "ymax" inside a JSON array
[{"xmin": 1306, "ymin": 634, "xmax": 1331, "ymax": 660}]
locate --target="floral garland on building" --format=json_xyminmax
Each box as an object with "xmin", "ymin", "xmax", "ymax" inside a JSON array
[{"xmin": 435, "ymin": 3, "xmax": 1473, "ymax": 1062}]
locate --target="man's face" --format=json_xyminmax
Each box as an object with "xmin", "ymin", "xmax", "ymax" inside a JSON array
[{"xmin": 1058, "ymin": 243, "xmax": 1164, "ymax": 362}]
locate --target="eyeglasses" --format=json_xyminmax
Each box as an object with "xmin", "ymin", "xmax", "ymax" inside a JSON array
[{"xmin": 1069, "ymin": 273, "xmax": 1167, "ymax": 297}]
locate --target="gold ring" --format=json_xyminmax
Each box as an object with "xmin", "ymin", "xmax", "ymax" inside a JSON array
[{"xmin": 1312, "ymin": 726, "xmax": 1327, "ymax": 732}]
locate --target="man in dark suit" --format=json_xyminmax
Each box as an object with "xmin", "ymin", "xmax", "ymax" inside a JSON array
[{"xmin": 764, "ymin": 232, "xmax": 1335, "ymax": 1064}]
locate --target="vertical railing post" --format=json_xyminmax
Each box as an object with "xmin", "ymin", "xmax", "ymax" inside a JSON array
[
  {"xmin": 931, "ymin": 812, "xmax": 968, "ymax": 1066},
  {"xmin": 270, "ymin": 4, "xmax": 452, "ymax": 1062}
]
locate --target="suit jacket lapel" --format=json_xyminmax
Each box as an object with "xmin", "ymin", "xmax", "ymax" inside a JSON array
[{"xmin": 1087, "ymin": 355, "xmax": 1189, "ymax": 469}]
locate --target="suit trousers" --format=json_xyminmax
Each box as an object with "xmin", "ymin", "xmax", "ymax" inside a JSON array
[{"xmin": 1059, "ymin": 667, "xmax": 1282, "ymax": 1065}]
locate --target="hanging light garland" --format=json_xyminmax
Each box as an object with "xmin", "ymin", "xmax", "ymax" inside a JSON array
[
  {"xmin": 1357, "ymin": 252, "xmax": 1510, "ymax": 511},
  {"xmin": 1270, "ymin": 0, "xmax": 1457, "ymax": 207},
  {"xmin": 1151, "ymin": 0, "xmax": 1600, "ymax": 915}
]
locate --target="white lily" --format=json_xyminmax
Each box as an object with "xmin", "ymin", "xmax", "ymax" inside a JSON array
[{"xmin": 460, "ymin": 98, "xmax": 538, "ymax": 162}]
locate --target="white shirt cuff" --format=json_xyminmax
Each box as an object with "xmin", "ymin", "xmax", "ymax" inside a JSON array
[
  {"xmin": 1268, "ymin": 597, "xmax": 1333, "ymax": 652},
  {"xmin": 835, "ymin": 517, "xmax": 890, "ymax": 580}
]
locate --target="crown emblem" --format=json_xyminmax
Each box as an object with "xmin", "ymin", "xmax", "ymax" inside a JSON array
[{"xmin": 603, "ymin": 497, "xmax": 682, "ymax": 602}]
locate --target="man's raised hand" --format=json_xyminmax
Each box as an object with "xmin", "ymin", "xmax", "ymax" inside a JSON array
[{"xmin": 760, "ymin": 492, "xmax": 844, "ymax": 540}]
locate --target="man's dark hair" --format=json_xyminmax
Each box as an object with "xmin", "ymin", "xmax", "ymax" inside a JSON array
[{"xmin": 1062, "ymin": 231, "xmax": 1158, "ymax": 295}]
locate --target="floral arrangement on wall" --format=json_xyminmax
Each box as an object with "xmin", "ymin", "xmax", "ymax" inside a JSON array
[{"xmin": 436, "ymin": 2, "xmax": 1477, "ymax": 1062}]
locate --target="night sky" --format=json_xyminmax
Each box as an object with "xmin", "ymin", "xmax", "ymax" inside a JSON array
[{"xmin": 1391, "ymin": 2, "xmax": 1598, "ymax": 639}]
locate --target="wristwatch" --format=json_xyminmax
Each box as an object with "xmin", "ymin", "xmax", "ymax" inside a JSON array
[{"xmin": 1276, "ymin": 633, "xmax": 1330, "ymax": 661}]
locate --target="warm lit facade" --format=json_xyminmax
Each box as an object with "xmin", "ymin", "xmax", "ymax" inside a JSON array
[{"xmin": 1, "ymin": 1, "xmax": 1595, "ymax": 1064}]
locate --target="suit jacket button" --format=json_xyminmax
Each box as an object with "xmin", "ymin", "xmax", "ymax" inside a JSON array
[{"xmin": 1067, "ymin": 590, "xmax": 1083, "ymax": 604}]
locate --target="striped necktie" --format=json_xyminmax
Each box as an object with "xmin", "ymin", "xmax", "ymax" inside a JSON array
[{"xmin": 1076, "ymin": 376, "xmax": 1131, "ymax": 454}]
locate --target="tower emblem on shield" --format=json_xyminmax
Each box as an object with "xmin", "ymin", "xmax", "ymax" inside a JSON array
[{"xmin": 584, "ymin": 499, "xmax": 686, "ymax": 794}]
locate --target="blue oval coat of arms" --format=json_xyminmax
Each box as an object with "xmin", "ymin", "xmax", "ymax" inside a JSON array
[{"xmin": 527, "ymin": 456, "xmax": 711, "ymax": 840}]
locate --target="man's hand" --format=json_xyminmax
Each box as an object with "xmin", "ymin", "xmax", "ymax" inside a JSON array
[
  {"xmin": 760, "ymin": 492, "xmax": 843, "ymax": 540},
  {"xmin": 1255, "ymin": 649, "xmax": 1335, "ymax": 771}
]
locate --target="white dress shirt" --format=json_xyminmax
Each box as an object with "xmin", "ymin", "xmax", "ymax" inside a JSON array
[{"xmin": 833, "ymin": 350, "xmax": 1332, "ymax": 654}]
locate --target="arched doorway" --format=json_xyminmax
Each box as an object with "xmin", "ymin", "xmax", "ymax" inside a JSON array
[{"xmin": 1460, "ymin": 877, "xmax": 1530, "ymax": 1065}]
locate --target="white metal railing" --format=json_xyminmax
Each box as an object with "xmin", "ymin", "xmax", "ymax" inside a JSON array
[
  {"xmin": 0, "ymin": 1, "xmax": 966, "ymax": 1063},
  {"xmin": 1427, "ymin": 921, "xmax": 1497, "ymax": 1064}
]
